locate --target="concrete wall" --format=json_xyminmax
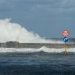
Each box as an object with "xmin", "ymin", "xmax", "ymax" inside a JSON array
[{"xmin": 0, "ymin": 41, "xmax": 75, "ymax": 48}]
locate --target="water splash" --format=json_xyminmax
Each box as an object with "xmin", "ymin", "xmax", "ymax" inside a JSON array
[{"xmin": 0, "ymin": 18, "xmax": 63, "ymax": 43}]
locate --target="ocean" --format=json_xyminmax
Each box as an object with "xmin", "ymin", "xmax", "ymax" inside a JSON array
[{"xmin": 0, "ymin": 52, "xmax": 75, "ymax": 75}]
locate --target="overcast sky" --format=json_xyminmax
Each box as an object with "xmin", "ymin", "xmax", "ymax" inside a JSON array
[{"xmin": 0, "ymin": 0, "xmax": 75, "ymax": 38}]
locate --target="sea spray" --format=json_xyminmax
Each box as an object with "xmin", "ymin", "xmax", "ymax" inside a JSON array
[{"xmin": 0, "ymin": 18, "xmax": 63, "ymax": 43}]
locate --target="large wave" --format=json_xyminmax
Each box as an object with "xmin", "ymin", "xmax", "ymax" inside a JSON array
[{"xmin": 0, "ymin": 18, "xmax": 63, "ymax": 43}]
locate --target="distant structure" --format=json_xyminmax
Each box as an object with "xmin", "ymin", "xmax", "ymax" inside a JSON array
[{"xmin": 0, "ymin": 39, "xmax": 74, "ymax": 48}]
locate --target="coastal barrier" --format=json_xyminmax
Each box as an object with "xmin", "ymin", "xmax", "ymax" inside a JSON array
[{"xmin": 0, "ymin": 41, "xmax": 75, "ymax": 48}]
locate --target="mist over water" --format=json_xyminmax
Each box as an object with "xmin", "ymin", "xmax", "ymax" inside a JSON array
[{"xmin": 0, "ymin": 19, "xmax": 63, "ymax": 43}]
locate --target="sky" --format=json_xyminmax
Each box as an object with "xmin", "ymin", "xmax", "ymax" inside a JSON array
[{"xmin": 0, "ymin": 0, "xmax": 75, "ymax": 38}]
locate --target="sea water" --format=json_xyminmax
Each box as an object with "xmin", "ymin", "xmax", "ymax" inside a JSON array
[{"xmin": 0, "ymin": 51, "xmax": 75, "ymax": 75}]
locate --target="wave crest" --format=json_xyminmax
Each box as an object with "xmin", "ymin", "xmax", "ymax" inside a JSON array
[{"xmin": 0, "ymin": 47, "xmax": 75, "ymax": 53}]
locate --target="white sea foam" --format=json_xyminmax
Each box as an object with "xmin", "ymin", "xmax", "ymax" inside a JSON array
[
  {"xmin": 0, "ymin": 47, "xmax": 75, "ymax": 53},
  {"xmin": 0, "ymin": 18, "xmax": 63, "ymax": 43}
]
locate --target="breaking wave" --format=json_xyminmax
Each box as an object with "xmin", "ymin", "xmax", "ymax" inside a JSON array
[
  {"xmin": 0, "ymin": 18, "xmax": 63, "ymax": 43},
  {"xmin": 0, "ymin": 19, "xmax": 73, "ymax": 53},
  {"xmin": 0, "ymin": 47, "xmax": 75, "ymax": 53}
]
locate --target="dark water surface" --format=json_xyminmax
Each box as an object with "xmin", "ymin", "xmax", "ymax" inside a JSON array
[{"xmin": 0, "ymin": 52, "xmax": 75, "ymax": 75}]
